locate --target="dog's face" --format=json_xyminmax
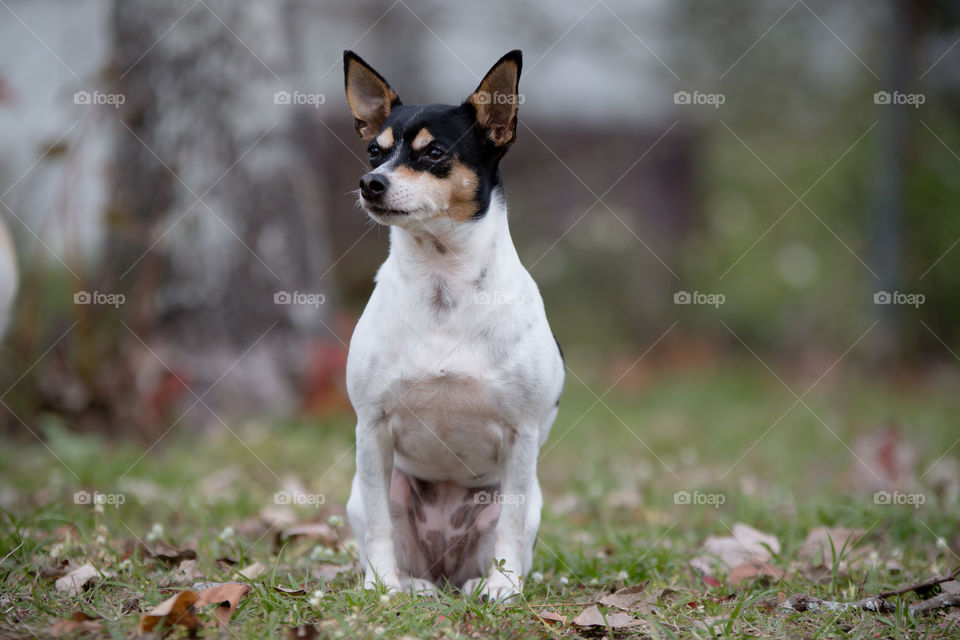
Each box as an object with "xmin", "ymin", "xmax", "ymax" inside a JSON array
[{"xmin": 343, "ymin": 50, "xmax": 522, "ymax": 226}]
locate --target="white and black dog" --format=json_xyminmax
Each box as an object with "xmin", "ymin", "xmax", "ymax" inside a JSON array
[{"xmin": 343, "ymin": 50, "xmax": 564, "ymax": 601}]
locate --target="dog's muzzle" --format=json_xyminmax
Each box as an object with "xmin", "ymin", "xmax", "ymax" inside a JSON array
[{"xmin": 359, "ymin": 173, "xmax": 389, "ymax": 201}]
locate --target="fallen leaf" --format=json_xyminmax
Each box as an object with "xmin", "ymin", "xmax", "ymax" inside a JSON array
[
  {"xmin": 572, "ymin": 605, "xmax": 646, "ymax": 629},
  {"xmin": 798, "ymin": 527, "xmax": 865, "ymax": 565},
  {"xmin": 851, "ymin": 424, "xmax": 917, "ymax": 491},
  {"xmin": 599, "ymin": 582, "xmax": 656, "ymax": 613},
  {"xmin": 728, "ymin": 561, "xmax": 786, "ymax": 586},
  {"xmin": 47, "ymin": 612, "xmax": 104, "ymax": 636},
  {"xmin": 691, "ymin": 523, "xmax": 780, "ymax": 573},
  {"xmin": 274, "ymin": 585, "xmax": 308, "ymax": 596},
  {"xmin": 536, "ymin": 610, "xmax": 566, "ymax": 624},
  {"xmin": 170, "ymin": 559, "xmax": 203, "ymax": 585},
  {"xmin": 142, "ymin": 541, "xmax": 197, "ymax": 564},
  {"xmin": 235, "ymin": 561, "xmax": 267, "ymax": 580},
  {"xmin": 138, "ymin": 590, "xmax": 202, "ymax": 633},
  {"xmin": 280, "ymin": 522, "xmax": 339, "ymax": 546},
  {"xmin": 197, "ymin": 582, "xmax": 250, "ymax": 627},
  {"xmin": 55, "ymin": 563, "xmax": 111, "ymax": 596},
  {"xmin": 285, "ymin": 625, "xmax": 320, "ymax": 640},
  {"xmin": 38, "ymin": 560, "xmax": 71, "ymax": 580}
]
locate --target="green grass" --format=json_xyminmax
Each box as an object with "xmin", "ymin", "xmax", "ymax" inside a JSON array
[{"xmin": 1, "ymin": 360, "xmax": 959, "ymax": 638}]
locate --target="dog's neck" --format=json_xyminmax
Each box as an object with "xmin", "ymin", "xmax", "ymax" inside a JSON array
[{"xmin": 387, "ymin": 193, "xmax": 512, "ymax": 283}]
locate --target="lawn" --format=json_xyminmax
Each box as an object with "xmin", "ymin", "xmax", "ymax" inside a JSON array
[{"xmin": 1, "ymin": 358, "xmax": 958, "ymax": 638}]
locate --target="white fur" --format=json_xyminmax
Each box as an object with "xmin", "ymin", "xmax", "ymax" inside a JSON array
[
  {"xmin": 0, "ymin": 218, "xmax": 18, "ymax": 341},
  {"xmin": 345, "ymin": 191, "xmax": 563, "ymax": 600}
]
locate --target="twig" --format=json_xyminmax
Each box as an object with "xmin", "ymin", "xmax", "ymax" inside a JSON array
[{"xmin": 781, "ymin": 567, "xmax": 960, "ymax": 616}]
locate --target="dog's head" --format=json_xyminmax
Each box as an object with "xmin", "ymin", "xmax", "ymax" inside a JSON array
[{"xmin": 343, "ymin": 50, "xmax": 522, "ymax": 227}]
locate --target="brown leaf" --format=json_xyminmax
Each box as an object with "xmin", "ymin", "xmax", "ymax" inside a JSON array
[
  {"xmin": 47, "ymin": 612, "xmax": 105, "ymax": 636},
  {"xmin": 280, "ymin": 522, "xmax": 338, "ymax": 546},
  {"xmin": 169, "ymin": 559, "xmax": 203, "ymax": 585},
  {"xmin": 285, "ymin": 624, "xmax": 320, "ymax": 640},
  {"xmin": 55, "ymin": 563, "xmax": 112, "ymax": 596},
  {"xmin": 535, "ymin": 610, "xmax": 566, "ymax": 624},
  {"xmin": 138, "ymin": 590, "xmax": 202, "ymax": 634},
  {"xmin": 235, "ymin": 561, "xmax": 267, "ymax": 580},
  {"xmin": 691, "ymin": 523, "xmax": 780, "ymax": 573},
  {"xmin": 274, "ymin": 585, "xmax": 308, "ymax": 596},
  {"xmin": 728, "ymin": 561, "xmax": 786, "ymax": 586},
  {"xmin": 141, "ymin": 541, "xmax": 197, "ymax": 564},
  {"xmin": 598, "ymin": 582, "xmax": 656, "ymax": 613},
  {"xmin": 197, "ymin": 582, "xmax": 250, "ymax": 627},
  {"xmin": 798, "ymin": 527, "xmax": 865, "ymax": 565},
  {"xmin": 572, "ymin": 605, "xmax": 647, "ymax": 629}
]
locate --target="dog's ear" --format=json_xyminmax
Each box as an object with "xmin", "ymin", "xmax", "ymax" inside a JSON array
[
  {"xmin": 344, "ymin": 50, "xmax": 401, "ymax": 141},
  {"xmin": 466, "ymin": 50, "xmax": 522, "ymax": 147}
]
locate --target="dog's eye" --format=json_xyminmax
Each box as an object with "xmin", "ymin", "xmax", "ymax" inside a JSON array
[
  {"xmin": 367, "ymin": 145, "xmax": 381, "ymax": 162},
  {"xmin": 426, "ymin": 147, "xmax": 445, "ymax": 162}
]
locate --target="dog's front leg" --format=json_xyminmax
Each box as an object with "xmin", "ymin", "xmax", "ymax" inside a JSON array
[
  {"xmin": 475, "ymin": 426, "xmax": 539, "ymax": 601},
  {"xmin": 354, "ymin": 418, "xmax": 402, "ymax": 592}
]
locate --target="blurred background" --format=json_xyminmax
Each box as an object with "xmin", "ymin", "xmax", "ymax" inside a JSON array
[{"xmin": 0, "ymin": 0, "xmax": 958, "ymax": 490}]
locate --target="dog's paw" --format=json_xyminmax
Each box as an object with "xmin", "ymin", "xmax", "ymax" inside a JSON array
[
  {"xmin": 400, "ymin": 576, "xmax": 440, "ymax": 596},
  {"xmin": 362, "ymin": 569, "xmax": 402, "ymax": 594},
  {"xmin": 463, "ymin": 574, "xmax": 521, "ymax": 602}
]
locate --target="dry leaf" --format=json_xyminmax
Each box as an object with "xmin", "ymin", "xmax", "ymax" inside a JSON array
[
  {"xmin": 235, "ymin": 561, "xmax": 267, "ymax": 580},
  {"xmin": 170, "ymin": 559, "xmax": 203, "ymax": 585},
  {"xmin": 798, "ymin": 527, "xmax": 864, "ymax": 565},
  {"xmin": 691, "ymin": 523, "xmax": 780, "ymax": 573},
  {"xmin": 728, "ymin": 561, "xmax": 786, "ymax": 586},
  {"xmin": 138, "ymin": 590, "xmax": 202, "ymax": 633},
  {"xmin": 55, "ymin": 563, "xmax": 111, "ymax": 596},
  {"xmin": 280, "ymin": 522, "xmax": 338, "ymax": 546},
  {"xmin": 274, "ymin": 585, "xmax": 308, "ymax": 596},
  {"xmin": 598, "ymin": 582, "xmax": 656, "ymax": 613},
  {"xmin": 285, "ymin": 624, "xmax": 320, "ymax": 640},
  {"xmin": 142, "ymin": 542, "xmax": 197, "ymax": 564},
  {"xmin": 197, "ymin": 582, "xmax": 250, "ymax": 627},
  {"xmin": 536, "ymin": 610, "xmax": 566, "ymax": 624},
  {"xmin": 47, "ymin": 612, "xmax": 105, "ymax": 636},
  {"xmin": 572, "ymin": 605, "xmax": 646, "ymax": 629}
]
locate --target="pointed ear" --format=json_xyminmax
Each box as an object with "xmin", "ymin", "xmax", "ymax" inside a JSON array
[
  {"xmin": 343, "ymin": 50, "xmax": 401, "ymax": 141},
  {"xmin": 466, "ymin": 50, "xmax": 522, "ymax": 147}
]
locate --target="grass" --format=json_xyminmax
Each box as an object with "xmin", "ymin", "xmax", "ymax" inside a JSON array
[{"xmin": 1, "ymin": 358, "xmax": 959, "ymax": 638}]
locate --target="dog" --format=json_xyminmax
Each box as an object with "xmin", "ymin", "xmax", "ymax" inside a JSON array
[{"xmin": 342, "ymin": 49, "xmax": 564, "ymax": 601}]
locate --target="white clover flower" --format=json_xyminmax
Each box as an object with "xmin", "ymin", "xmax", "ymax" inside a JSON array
[
  {"xmin": 146, "ymin": 523, "xmax": 163, "ymax": 542},
  {"xmin": 94, "ymin": 535, "xmax": 106, "ymax": 546},
  {"xmin": 327, "ymin": 515, "xmax": 344, "ymax": 528},
  {"xmin": 308, "ymin": 590, "xmax": 325, "ymax": 607},
  {"xmin": 531, "ymin": 571, "xmax": 544, "ymax": 583},
  {"xmin": 617, "ymin": 570, "xmax": 629, "ymax": 581},
  {"xmin": 218, "ymin": 526, "xmax": 235, "ymax": 542},
  {"xmin": 559, "ymin": 576, "xmax": 569, "ymax": 585},
  {"xmin": 379, "ymin": 594, "xmax": 390, "ymax": 605}
]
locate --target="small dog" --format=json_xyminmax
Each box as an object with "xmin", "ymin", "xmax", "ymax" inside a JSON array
[{"xmin": 342, "ymin": 49, "xmax": 564, "ymax": 601}]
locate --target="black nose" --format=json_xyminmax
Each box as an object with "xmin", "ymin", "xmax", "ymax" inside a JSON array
[{"xmin": 359, "ymin": 173, "xmax": 389, "ymax": 200}]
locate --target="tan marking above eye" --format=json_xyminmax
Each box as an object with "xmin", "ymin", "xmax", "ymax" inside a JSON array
[
  {"xmin": 412, "ymin": 128, "xmax": 434, "ymax": 151},
  {"xmin": 376, "ymin": 127, "xmax": 394, "ymax": 149}
]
